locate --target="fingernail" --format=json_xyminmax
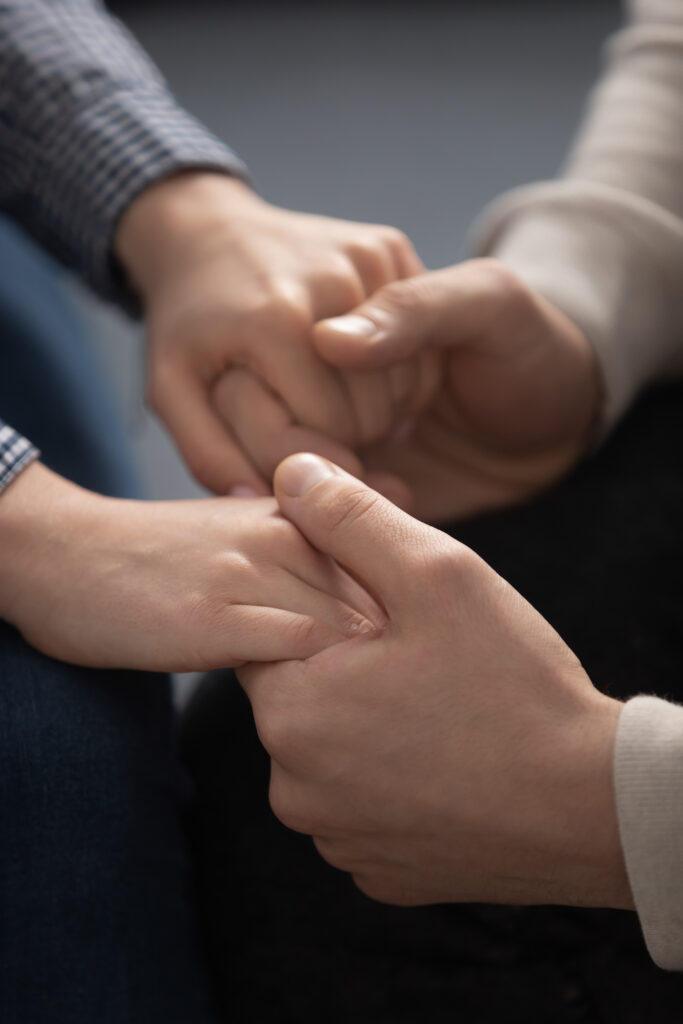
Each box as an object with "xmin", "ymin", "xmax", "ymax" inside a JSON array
[
  {"xmin": 229, "ymin": 484, "xmax": 260, "ymax": 498},
  {"xmin": 322, "ymin": 314, "xmax": 377, "ymax": 337},
  {"xmin": 278, "ymin": 453, "xmax": 336, "ymax": 497}
]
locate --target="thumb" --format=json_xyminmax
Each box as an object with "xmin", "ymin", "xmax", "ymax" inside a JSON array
[
  {"xmin": 312, "ymin": 278, "xmax": 440, "ymax": 371},
  {"xmin": 313, "ymin": 261, "xmax": 508, "ymax": 371},
  {"xmin": 274, "ymin": 453, "xmax": 424, "ymax": 606}
]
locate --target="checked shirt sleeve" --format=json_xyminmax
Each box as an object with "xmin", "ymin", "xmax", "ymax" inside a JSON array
[
  {"xmin": 0, "ymin": 420, "xmax": 39, "ymax": 494},
  {"xmin": 0, "ymin": 0, "xmax": 248, "ymax": 305}
]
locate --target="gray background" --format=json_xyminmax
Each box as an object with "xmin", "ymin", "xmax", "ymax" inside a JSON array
[{"xmin": 75, "ymin": 0, "xmax": 621, "ymax": 501}]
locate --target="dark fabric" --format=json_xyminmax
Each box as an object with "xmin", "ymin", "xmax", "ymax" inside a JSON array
[
  {"xmin": 181, "ymin": 382, "xmax": 683, "ymax": 1023},
  {"xmin": 0, "ymin": 624, "xmax": 221, "ymax": 1024},
  {"xmin": 0, "ymin": 220, "xmax": 220, "ymax": 1023}
]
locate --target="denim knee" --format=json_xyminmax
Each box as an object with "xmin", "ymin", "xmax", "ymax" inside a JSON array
[{"xmin": 0, "ymin": 622, "xmax": 218, "ymax": 1024}]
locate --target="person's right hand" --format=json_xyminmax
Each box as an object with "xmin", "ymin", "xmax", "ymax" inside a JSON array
[
  {"xmin": 314, "ymin": 259, "xmax": 602, "ymax": 522},
  {"xmin": 116, "ymin": 173, "xmax": 435, "ymax": 496},
  {"xmin": 240, "ymin": 454, "xmax": 629, "ymax": 912},
  {"xmin": 0, "ymin": 462, "xmax": 380, "ymax": 671}
]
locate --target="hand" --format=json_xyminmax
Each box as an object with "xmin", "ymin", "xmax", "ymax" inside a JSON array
[
  {"xmin": 0, "ymin": 462, "xmax": 381, "ymax": 671},
  {"xmin": 313, "ymin": 259, "xmax": 602, "ymax": 522},
  {"xmin": 115, "ymin": 172, "xmax": 429, "ymax": 494},
  {"xmin": 240, "ymin": 454, "xmax": 631, "ymax": 911}
]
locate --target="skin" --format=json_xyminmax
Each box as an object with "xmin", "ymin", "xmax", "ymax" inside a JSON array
[
  {"xmin": 312, "ymin": 258, "xmax": 603, "ymax": 523},
  {"xmin": 0, "ymin": 461, "xmax": 382, "ymax": 672},
  {"xmin": 0, "ymin": 172, "xmax": 425, "ymax": 674},
  {"xmin": 115, "ymin": 171, "xmax": 436, "ymax": 496},
  {"xmin": 240, "ymin": 454, "xmax": 633, "ymax": 912}
]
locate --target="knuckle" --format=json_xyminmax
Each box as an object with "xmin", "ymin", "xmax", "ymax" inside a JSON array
[
  {"xmin": 249, "ymin": 285, "xmax": 310, "ymax": 338},
  {"xmin": 379, "ymin": 225, "xmax": 411, "ymax": 252},
  {"xmin": 417, "ymin": 533, "xmax": 480, "ymax": 588},
  {"xmin": 352, "ymin": 872, "xmax": 388, "ymax": 903},
  {"xmin": 320, "ymin": 256, "xmax": 365, "ymax": 303},
  {"xmin": 345, "ymin": 240, "xmax": 387, "ymax": 271},
  {"xmin": 313, "ymin": 836, "xmax": 352, "ymax": 872},
  {"xmin": 215, "ymin": 550, "xmax": 254, "ymax": 588},
  {"xmin": 377, "ymin": 277, "xmax": 430, "ymax": 316},
  {"xmin": 352, "ymin": 873, "xmax": 414, "ymax": 906},
  {"xmin": 256, "ymin": 708, "xmax": 293, "ymax": 764},
  {"xmin": 323, "ymin": 487, "xmax": 382, "ymax": 538},
  {"xmin": 268, "ymin": 774, "xmax": 314, "ymax": 834},
  {"xmin": 473, "ymin": 258, "xmax": 531, "ymax": 312}
]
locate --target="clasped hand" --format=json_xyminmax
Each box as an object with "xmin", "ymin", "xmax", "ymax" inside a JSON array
[
  {"xmin": 117, "ymin": 174, "xmax": 602, "ymax": 523},
  {"xmin": 240, "ymin": 454, "xmax": 631, "ymax": 913}
]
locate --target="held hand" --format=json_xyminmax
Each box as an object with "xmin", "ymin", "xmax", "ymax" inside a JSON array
[
  {"xmin": 0, "ymin": 462, "xmax": 381, "ymax": 671},
  {"xmin": 314, "ymin": 259, "xmax": 602, "ymax": 522},
  {"xmin": 116, "ymin": 172, "xmax": 428, "ymax": 495},
  {"xmin": 240, "ymin": 454, "xmax": 630, "ymax": 911}
]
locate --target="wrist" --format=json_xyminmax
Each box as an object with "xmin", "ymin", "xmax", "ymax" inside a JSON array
[
  {"xmin": 545, "ymin": 693, "xmax": 632, "ymax": 910},
  {"xmin": 114, "ymin": 171, "xmax": 263, "ymax": 300},
  {"xmin": 0, "ymin": 462, "xmax": 104, "ymax": 630}
]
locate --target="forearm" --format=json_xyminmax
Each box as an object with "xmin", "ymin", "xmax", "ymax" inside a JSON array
[
  {"xmin": 0, "ymin": 460, "xmax": 91, "ymax": 630},
  {"xmin": 474, "ymin": 0, "xmax": 683, "ymax": 429},
  {"xmin": 0, "ymin": 0, "xmax": 246, "ymax": 305}
]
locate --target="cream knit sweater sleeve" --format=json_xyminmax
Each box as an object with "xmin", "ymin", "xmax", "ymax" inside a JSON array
[
  {"xmin": 615, "ymin": 698, "xmax": 683, "ymax": 970},
  {"xmin": 474, "ymin": 0, "xmax": 683, "ymax": 429},
  {"xmin": 474, "ymin": 1, "xmax": 683, "ymax": 969}
]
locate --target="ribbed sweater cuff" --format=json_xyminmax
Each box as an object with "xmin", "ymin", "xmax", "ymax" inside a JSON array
[
  {"xmin": 615, "ymin": 695, "xmax": 683, "ymax": 970},
  {"xmin": 472, "ymin": 181, "xmax": 683, "ymax": 435}
]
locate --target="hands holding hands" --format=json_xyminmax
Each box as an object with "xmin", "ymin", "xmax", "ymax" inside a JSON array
[
  {"xmin": 240, "ymin": 454, "xmax": 630, "ymax": 912},
  {"xmin": 117, "ymin": 173, "xmax": 601, "ymax": 523},
  {"xmin": 27, "ymin": 171, "xmax": 618, "ymax": 909},
  {"xmin": 6, "ymin": 165, "xmax": 619, "ymax": 910},
  {"xmin": 0, "ymin": 461, "xmax": 381, "ymax": 672}
]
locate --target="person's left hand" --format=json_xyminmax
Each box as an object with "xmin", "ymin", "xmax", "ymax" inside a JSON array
[
  {"xmin": 239, "ymin": 453, "xmax": 631, "ymax": 911},
  {"xmin": 313, "ymin": 259, "xmax": 602, "ymax": 523}
]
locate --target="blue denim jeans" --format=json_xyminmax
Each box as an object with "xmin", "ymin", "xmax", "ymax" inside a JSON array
[{"xmin": 0, "ymin": 218, "xmax": 220, "ymax": 1024}]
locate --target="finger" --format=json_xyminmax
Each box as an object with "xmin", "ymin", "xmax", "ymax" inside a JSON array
[
  {"xmin": 387, "ymin": 360, "xmax": 416, "ymax": 412},
  {"xmin": 313, "ymin": 261, "xmax": 509, "ymax": 371},
  {"xmin": 213, "ymin": 368, "xmax": 365, "ymax": 479},
  {"xmin": 276, "ymin": 527, "xmax": 386, "ymax": 628},
  {"xmin": 363, "ymin": 471, "xmax": 414, "ymax": 512},
  {"xmin": 262, "ymin": 565, "xmax": 380, "ymax": 639},
  {"xmin": 343, "ymin": 240, "xmax": 398, "ymax": 298},
  {"xmin": 274, "ymin": 453, "xmax": 433, "ymax": 601},
  {"xmin": 404, "ymin": 349, "xmax": 443, "ymax": 416},
  {"xmin": 340, "ymin": 367, "xmax": 395, "ymax": 445},
  {"xmin": 148, "ymin": 361, "xmax": 268, "ymax": 495},
  {"xmin": 385, "ymin": 229, "xmax": 425, "ymax": 279},
  {"xmin": 212, "ymin": 606, "xmax": 352, "ymax": 665},
  {"xmin": 353, "ymin": 226, "xmax": 424, "ymax": 282},
  {"xmin": 307, "ymin": 257, "xmax": 366, "ymax": 321},
  {"xmin": 255, "ymin": 328, "xmax": 360, "ymax": 444}
]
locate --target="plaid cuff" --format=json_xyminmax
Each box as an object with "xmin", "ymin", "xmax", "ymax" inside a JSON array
[{"xmin": 0, "ymin": 424, "xmax": 40, "ymax": 494}]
